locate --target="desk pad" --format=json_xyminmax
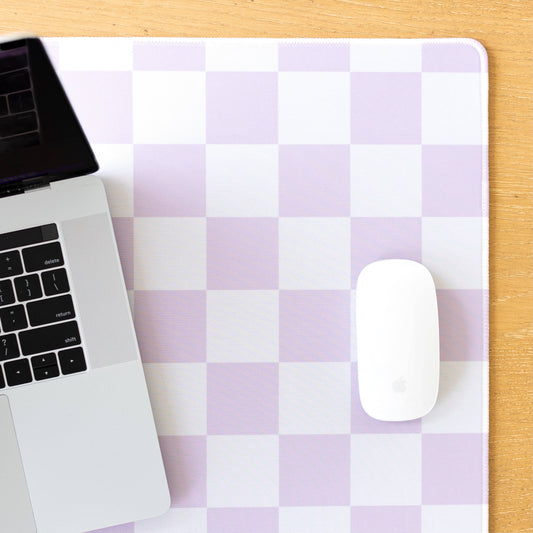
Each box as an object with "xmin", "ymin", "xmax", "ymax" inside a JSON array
[{"xmin": 44, "ymin": 37, "xmax": 488, "ymax": 533}]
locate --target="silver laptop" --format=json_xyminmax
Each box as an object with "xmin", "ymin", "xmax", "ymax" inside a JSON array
[{"xmin": 0, "ymin": 35, "xmax": 170, "ymax": 532}]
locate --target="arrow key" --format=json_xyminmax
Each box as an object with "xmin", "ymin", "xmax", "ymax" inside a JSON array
[
  {"xmin": 58, "ymin": 347, "xmax": 86, "ymax": 375},
  {"xmin": 31, "ymin": 352, "xmax": 56, "ymax": 369},
  {"xmin": 4, "ymin": 358, "xmax": 32, "ymax": 386},
  {"xmin": 33, "ymin": 364, "xmax": 59, "ymax": 381}
]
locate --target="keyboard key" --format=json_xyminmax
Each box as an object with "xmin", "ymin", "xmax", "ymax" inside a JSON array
[
  {"xmin": 0, "ymin": 250, "xmax": 22, "ymax": 278},
  {"xmin": 0, "ymin": 333, "xmax": 19, "ymax": 361},
  {"xmin": 0, "ymin": 51, "xmax": 27, "ymax": 74},
  {"xmin": 8, "ymin": 90, "xmax": 34, "ymax": 113},
  {"xmin": 58, "ymin": 347, "xmax": 86, "ymax": 375},
  {"xmin": 0, "ymin": 40, "xmax": 26, "ymax": 51},
  {"xmin": 14, "ymin": 274, "xmax": 42, "ymax": 302},
  {"xmin": 0, "ymin": 131, "xmax": 39, "ymax": 153},
  {"xmin": 19, "ymin": 320, "xmax": 80, "ymax": 356},
  {"xmin": 0, "ymin": 95, "xmax": 6, "ymax": 116},
  {"xmin": 0, "ymin": 224, "xmax": 58, "ymax": 253},
  {"xmin": 0, "ymin": 280, "xmax": 15, "ymax": 306},
  {"xmin": 0, "ymin": 304, "xmax": 27, "ymax": 332},
  {"xmin": 0, "ymin": 367, "xmax": 4, "ymax": 388},
  {"xmin": 33, "ymin": 364, "xmax": 60, "ymax": 381},
  {"xmin": 31, "ymin": 352, "xmax": 56, "ymax": 368},
  {"xmin": 0, "ymin": 69, "xmax": 30, "ymax": 94},
  {"xmin": 42, "ymin": 268, "xmax": 70, "ymax": 296},
  {"xmin": 27, "ymin": 294, "xmax": 75, "ymax": 327},
  {"xmin": 22, "ymin": 242, "xmax": 64, "ymax": 272},
  {"xmin": 4, "ymin": 358, "xmax": 32, "ymax": 386},
  {"xmin": 0, "ymin": 110, "xmax": 37, "ymax": 138}
]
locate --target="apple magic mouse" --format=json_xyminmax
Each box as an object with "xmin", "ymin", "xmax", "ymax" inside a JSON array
[{"xmin": 356, "ymin": 259, "xmax": 439, "ymax": 421}]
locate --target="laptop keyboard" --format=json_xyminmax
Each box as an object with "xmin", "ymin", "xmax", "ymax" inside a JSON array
[
  {"xmin": 0, "ymin": 43, "xmax": 40, "ymax": 153},
  {"xmin": 0, "ymin": 223, "xmax": 86, "ymax": 389}
]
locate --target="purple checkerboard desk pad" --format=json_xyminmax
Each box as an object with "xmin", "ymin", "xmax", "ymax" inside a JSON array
[{"xmin": 44, "ymin": 38, "xmax": 489, "ymax": 533}]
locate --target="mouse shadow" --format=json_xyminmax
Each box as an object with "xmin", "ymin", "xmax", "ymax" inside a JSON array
[{"xmin": 434, "ymin": 290, "xmax": 479, "ymax": 404}]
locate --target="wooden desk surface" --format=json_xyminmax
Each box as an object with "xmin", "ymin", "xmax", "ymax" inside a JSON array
[{"xmin": 1, "ymin": 1, "xmax": 531, "ymax": 531}]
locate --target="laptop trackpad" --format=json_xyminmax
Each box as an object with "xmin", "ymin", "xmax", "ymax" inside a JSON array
[{"xmin": 0, "ymin": 395, "xmax": 36, "ymax": 533}]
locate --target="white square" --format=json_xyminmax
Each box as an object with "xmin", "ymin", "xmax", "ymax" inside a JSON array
[
  {"xmin": 279, "ymin": 363, "xmax": 351, "ymax": 434},
  {"xmin": 207, "ymin": 290, "xmax": 279, "ymax": 362},
  {"xmin": 279, "ymin": 506, "xmax": 350, "ymax": 533},
  {"xmin": 422, "ymin": 73, "xmax": 483, "ymax": 144},
  {"xmin": 206, "ymin": 39, "xmax": 278, "ymax": 71},
  {"xmin": 422, "ymin": 362, "xmax": 484, "ymax": 433},
  {"xmin": 143, "ymin": 363, "xmax": 206, "ymax": 436},
  {"xmin": 93, "ymin": 144, "xmax": 133, "ymax": 217},
  {"xmin": 351, "ymin": 434, "xmax": 422, "ymax": 505},
  {"xmin": 135, "ymin": 508, "xmax": 207, "ymax": 533},
  {"xmin": 422, "ymin": 217, "xmax": 484, "ymax": 289},
  {"xmin": 133, "ymin": 71, "xmax": 206, "ymax": 143},
  {"xmin": 421, "ymin": 505, "xmax": 483, "ymax": 533},
  {"xmin": 279, "ymin": 218, "xmax": 351, "ymax": 289},
  {"xmin": 134, "ymin": 218, "xmax": 206, "ymax": 290},
  {"xmin": 279, "ymin": 72, "xmax": 350, "ymax": 144},
  {"xmin": 207, "ymin": 435, "xmax": 279, "ymax": 507},
  {"xmin": 350, "ymin": 40, "xmax": 422, "ymax": 72},
  {"xmin": 206, "ymin": 145, "xmax": 279, "ymax": 217},
  {"xmin": 351, "ymin": 145, "xmax": 422, "ymax": 216},
  {"xmin": 43, "ymin": 38, "xmax": 60, "ymax": 70},
  {"xmin": 59, "ymin": 37, "xmax": 133, "ymax": 71}
]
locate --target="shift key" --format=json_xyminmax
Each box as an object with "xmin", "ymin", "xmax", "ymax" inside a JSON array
[{"xmin": 19, "ymin": 320, "xmax": 81, "ymax": 356}]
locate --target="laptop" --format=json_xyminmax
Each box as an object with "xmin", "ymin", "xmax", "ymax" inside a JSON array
[{"xmin": 0, "ymin": 34, "xmax": 170, "ymax": 532}]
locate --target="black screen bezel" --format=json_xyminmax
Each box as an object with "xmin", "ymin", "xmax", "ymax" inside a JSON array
[{"xmin": 0, "ymin": 37, "xmax": 98, "ymax": 197}]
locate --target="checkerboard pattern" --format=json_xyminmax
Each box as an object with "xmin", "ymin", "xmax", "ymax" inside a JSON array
[{"xmin": 46, "ymin": 38, "xmax": 489, "ymax": 533}]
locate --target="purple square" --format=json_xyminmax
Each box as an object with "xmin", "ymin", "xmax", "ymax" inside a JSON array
[
  {"xmin": 87, "ymin": 523, "xmax": 134, "ymax": 533},
  {"xmin": 133, "ymin": 42, "xmax": 205, "ymax": 70},
  {"xmin": 351, "ymin": 73, "xmax": 421, "ymax": 144},
  {"xmin": 60, "ymin": 71, "xmax": 132, "ymax": 143},
  {"xmin": 351, "ymin": 364, "xmax": 421, "ymax": 433},
  {"xmin": 206, "ymin": 72, "xmax": 278, "ymax": 143},
  {"xmin": 134, "ymin": 291, "xmax": 206, "ymax": 363},
  {"xmin": 422, "ymin": 146, "xmax": 482, "ymax": 216},
  {"xmin": 207, "ymin": 508, "xmax": 278, "ymax": 533},
  {"xmin": 422, "ymin": 434, "xmax": 483, "ymax": 504},
  {"xmin": 422, "ymin": 42, "xmax": 484, "ymax": 72},
  {"xmin": 352, "ymin": 506, "xmax": 421, "ymax": 533},
  {"xmin": 134, "ymin": 144, "xmax": 206, "ymax": 216},
  {"xmin": 159, "ymin": 435, "xmax": 206, "ymax": 507},
  {"xmin": 207, "ymin": 363, "xmax": 278, "ymax": 434},
  {"xmin": 279, "ymin": 145, "xmax": 350, "ymax": 216},
  {"xmin": 112, "ymin": 217, "xmax": 133, "ymax": 290},
  {"xmin": 437, "ymin": 289, "xmax": 486, "ymax": 361},
  {"xmin": 279, "ymin": 435, "xmax": 350, "ymax": 506},
  {"xmin": 351, "ymin": 218, "xmax": 421, "ymax": 287},
  {"xmin": 280, "ymin": 290, "xmax": 351, "ymax": 362},
  {"xmin": 207, "ymin": 218, "xmax": 278, "ymax": 289},
  {"xmin": 279, "ymin": 42, "xmax": 349, "ymax": 71}
]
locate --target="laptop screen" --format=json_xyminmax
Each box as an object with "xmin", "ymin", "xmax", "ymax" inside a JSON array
[{"xmin": 0, "ymin": 37, "xmax": 98, "ymax": 195}]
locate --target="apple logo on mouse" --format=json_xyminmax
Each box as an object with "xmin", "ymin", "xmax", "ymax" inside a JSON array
[{"xmin": 392, "ymin": 376, "xmax": 407, "ymax": 394}]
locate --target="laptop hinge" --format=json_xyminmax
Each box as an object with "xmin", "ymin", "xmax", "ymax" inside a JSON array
[{"xmin": 0, "ymin": 176, "xmax": 51, "ymax": 199}]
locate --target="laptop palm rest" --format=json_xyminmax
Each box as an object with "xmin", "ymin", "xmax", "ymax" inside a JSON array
[{"xmin": 0, "ymin": 395, "xmax": 36, "ymax": 533}]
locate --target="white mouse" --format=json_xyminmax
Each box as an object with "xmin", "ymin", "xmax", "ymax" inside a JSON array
[{"xmin": 356, "ymin": 259, "xmax": 439, "ymax": 421}]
